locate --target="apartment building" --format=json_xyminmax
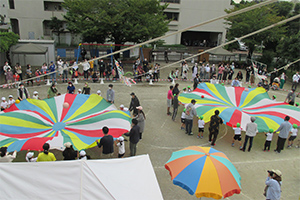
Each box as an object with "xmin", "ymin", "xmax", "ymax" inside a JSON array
[{"xmin": 162, "ymin": 0, "xmax": 231, "ymax": 46}]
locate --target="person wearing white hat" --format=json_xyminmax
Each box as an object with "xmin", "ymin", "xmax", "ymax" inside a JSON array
[
  {"xmin": 119, "ymin": 104, "xmax": 129, "ymax": 112},
  {"xmin": 264, "ymin": 169, "xmax": 282, "ymax": 200},
  {"xmin": 8, "ymin": 95, "xmax": 15, "ymax": 108},
  {"xmin": 97, "ymin": 90, "xmax": 102, "ymax": 96},
  {"xmin": 78, "ymin": 150, "xmax": 90, "ymax": 160},
  {"xmin": 62, "ymin": 142, "xmax": 77, "ymax": 160},
  {"xmin": 1, "ymin": 97, "xmax": 8, "ymax": 111},
  {"xmin": 77, "ymin": 88, "xmax": 82, "ymax": 94},
  {"xmin": 115, "ymin": 136, "xmax": 125, "ymax": 158},
  {"xmin": 32, "ymin": 91, "xmax": 41, "ymax": 100},
  {"xmin": 26, "ymin": 151, "xmax": 38, "ymax": 162}
]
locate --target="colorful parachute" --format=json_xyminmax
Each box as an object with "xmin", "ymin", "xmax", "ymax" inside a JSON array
[
  {"xmin": 179, "ymin": 83, "xmax": 300, "ymax": 132},
  {"xmin": 0, "ymin": 94, "xmax": 131, "ymax": 152}
]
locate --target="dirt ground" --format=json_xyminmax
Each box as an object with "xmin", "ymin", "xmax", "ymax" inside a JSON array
[{"xmin": 0, "ymin": 62, "xmax": 299, "ymax": 200}]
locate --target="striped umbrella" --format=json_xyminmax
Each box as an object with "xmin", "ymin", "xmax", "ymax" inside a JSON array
[
  {"xmin": 179, "ymin": 83, "xmax": 300, "ymax": 132},
  {"xmin": 165, "ymin": 146, "xmax": 241, "ymax": 199},
  {"xmin": 0, "ymin": 94, "xmax": 131, "ymax": 151}
]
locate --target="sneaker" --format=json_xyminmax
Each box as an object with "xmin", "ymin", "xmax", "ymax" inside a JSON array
[
  {"xmin": 208, "ymin": 141, "xmax": 211, "ymax": 144},
  {"xmin": 197, "ymin": 136, "xmax": 200, "ymax": 139},
  {"xmin": 181, "ymin": 127, "xmax": 185, "ymax": 130},
  {"xmin": 200, "ymin": 136, "xmax": 203, "ymax": 139},
  {"xmin": 211, "ymin": 144, "xmax": 215, "ymax": 147},
  {"xmin": 239, "ymin": 146, "xmax": 243, "ymax": 149},
  {"xmin": 287, "ymin": 145, "xmax": 291, "ymax": 148},
  {"xmin": 231, "ymin": 143, "xmax": 234, "ymax": 147},
  {"xmin": 188, "ymin": 132, "xmax": 193, "ymax": 135},
  {"xmin": 263, "ymin": 150, "xmax": 266, "ymax": 152}
]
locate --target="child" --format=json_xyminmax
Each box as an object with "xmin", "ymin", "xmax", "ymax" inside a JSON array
[
  {"xmin": 116, "ymin": 136, "xmax": 125, "ymax": 158},
  {"xmin": 182, "ymin": 70, "xmax": 187, "ymax": 80},
  {"xmin": 232, "ymin": 123, "xmax": 243, "ymax": 149},
  {"xmin": 264, "ymin": 129, "xmax": 273, "ymax": 151},
  {"xmin": 180, "ymin": 108, "xmax": 186, "ymax": 130},
  {"xmin": 26, "ymin": 151, "xmax": 38, "ymax": 162},
  {"xmin": 8, "ymin": 95, "xmax": 15, "ymax": 108},
  {"xmin": 78, "ymin": 150, "xmax": 90, "ymax": 160},
  {"xmin": 272, "ymin": 95, "xmax": 276, "ymax": 101},
  {"xmin": 182, "ymin": 87, "xmax": 187, "ymax": 93},
  {"xmin": 197, "ymin": 115, "xmax": 205, "ymax": 139},
  {"xmin": 32, "ymin": 91, "xmax": 41, "ymax": 100},
  {"xmin": 1, "ymin": 97, "xmax": 8, "ymax": 111},
  {"xmin": 287, "ymin": 124, "xmax": 298, "ymax": 148},
  {"xmin": 187, "ymin": 86, "xmax": 192, "ymax": 93}
]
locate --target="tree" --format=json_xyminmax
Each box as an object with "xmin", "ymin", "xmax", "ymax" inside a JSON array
[
  {"xmin": 0, "ymin": 32, "xmax": 19, "ymax": 64},
  {"xmin": 48, "ymin": 16, "xmax": 65, "ymax": 45},
  {"xmin": 224, "ymin": 1, "xmax": 287, "ymax": 60},
  {"xmin": 63, "ymin": 0, "xmax": 169, "ymax": 55}
]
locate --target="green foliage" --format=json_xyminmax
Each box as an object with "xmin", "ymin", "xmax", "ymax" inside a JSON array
[
  {"xmin": 63, "ymin": 0, "xmax": 169, "ymax": 45},
  {"xmin": 224, "ymin": 1, "xmax": 288, "ymax": 59},
  {"xmin": 0, "ymin": 32, "xmax": 19, "ymax": 52},
  {"xmin": 48, "ymin": 16, "xmax": 64, "ymax": 44}
]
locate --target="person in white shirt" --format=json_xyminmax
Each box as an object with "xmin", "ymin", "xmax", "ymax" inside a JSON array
[
  {"xmin": 205, "ymin": 64, "xmax": 210, "ymax": 80},
  {"xmin": 57, "ymin": 58, "xmax": 64, "ymax": 77},
  {"xmin": 264, "ymin": 129, "xmax": 273, "ymax": 151},
  {"xmin": 77, "ymin": 88, "xmax": 82, "ymax": 94},
  {"xmin": 82, "ymin": 59, "xmax": 90, "ymax": 80},
  {"xmin": 232, "ymin": 123, "xmax": 243, "ymax": 149},
  {"xmin": 231, "ymin": 77, "xmax": 241, "ymax": 87},
  {"xmin": 181, "ymin": 108, "xmax": 186, "ymax": 130},
  {"xmin": 241, "ymin": 116, "xmax": 258, "ymax": 152},
  {"xmin": 7, "ymin": 95, "xmax": 15, "ymax": 108},
  {"xmin": 0, "ymin": 147, "xmax": 17, "ymax": 162},
  {"xmin": 1, "ymin": 97, "xmax": 8, "ymax": 111},
  {"xmin": 210, "ymin": 76, "xmax": 219, "ymax": 84},
  {"xmin": 78, "ymin": 150, "xmax": 90, "ymax": 160},
  {"xmin": 26, "ymin": 151, "xmax": 38, "ymax": 162},
  {"xmin": 96, "ymin": 90, "xmax": 101, "ymax": 96},
  {"xmin": 32, "ymin": 91, "xmax": 40, "ymax": 100},
  {"xmin": 291, "ymin": 71, "xmax": 299, "ymax": 91},
  {"xmin": 115, "ymin": 136, "xmax": 125, "ymax": 158},
  {"xmin": 197, "ymin": 116, "xmax": 205, "ymax": 139},
  {"xmin": 287, "ymin": 124, "xmax": 298, "ymax": 147}
]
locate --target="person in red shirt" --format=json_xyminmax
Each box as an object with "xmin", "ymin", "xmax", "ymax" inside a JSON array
[{"xmin": 167, "ymin": 85, "xmax": 173, "ymax": 115}]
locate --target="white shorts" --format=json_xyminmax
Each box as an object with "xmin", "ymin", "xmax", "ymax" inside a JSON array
[{"xmin": 167, "ymin": 99, "xmax": 172, "ymax": 107}]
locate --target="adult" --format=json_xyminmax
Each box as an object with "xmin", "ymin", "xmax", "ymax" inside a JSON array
[
  {"xmin": 26, "ymin": 64, "xmax": 33, "ymax": 86},
  {"xmin": 241, "ymin": 116, "xmax": 258, "ymax": 152},
  {"xmin": 236, "ymin": 71, "xmax": 243, "ymax": 81},
  {"xmin": 81, "ymin": 47, "xmax": 87, "ymax": 60},
  {"xmin": 134, "ymin": 106, "xmax": 146, "ymax": 139},
  {"xmin": 106, "ymin": 84, "xmax": 115, "ymax": 103},
  {"xmin": 172, "ymin": 94, "xmax": 179, "ymax": 121},
  {"xmin": 47, "ymin": 83, "xmax": 57, "ymax": 98},
  {"xmin": 208, "ymin": 110, "xmax": 223, "ymax": 146},
  {"xmin": 0, "ymin": 147, "xmax": 17, "ymax": 162},
  {"xmin": 279, "ymin": 72, "xmax": 286, "ymax": 89},
  {"xmin": 37, "ymin": 143, "xmax": 56, "ymax": 162},
  {"xmin": 17, "ymin": 82, "xmax": 30, "ymax": 101},
  {"xmin": 62, "ymin": 61, "xmax": 69, "ymax": 83},
  {"xmin": 164, "ymin": 50, "xmax": 169, "ymax": 63},
  {"xmin": 172, "ymin": 83, "xmax": 180, "ymax": 96},
  {"xmin": 185, "ymin": 99, "xmax": 198, "ymax": 135},
  {"xmin": 193, "ymin": 74, "xmax": 200, "ymax": 90},
  {"xmin": 265, "ymin": 169, "xmax": 282, "ymax": 200},
  {"xmin": 49, "ymin": 61, "xmax": 56, "ymax": 83},
  {"xmin": 99, "ymin": 59, "xmax": 106, "ymax": 78},
  {"xmin": 82, "ymin": 82, "xmax": 91, "ymax": 95},
  {"xmin": 15, "ymin": 63, "xmax": 23, "ymax": 81},
  {"xmin": 57, "ymin": 58, "xmax": 64, "ymax": 78},
  {"xmin": 291, "ymin": 71, "xmax": 299, "ymax": 91},
  {"xmin": 67, "ymin": 82, "xmax": 75, "ymax": 94},
  {"xmin": 96, "ymin": 126, "xmax": 114, "ymax": 158},
  {"xmin": 41, "ymin": 63, "xmax": 48, "ymax": 81},
  {"xmin": 204, "ymin": 64, "xmax": 210, "ymax": 80},
  {"xmin": 143, "ymin": 58, "xmax": 149, "ymax": 72},
  {"xmin": 245, "ymin": 66, "xmax": 251, "ymax": 82},
  {"xmin": 274, "ymin": 116, "xmax": 291, "ymax": 153},
  {"xmin": 284, "ymin": 89, "xmax": 295, "ymax": 105},
  {"xmin": 192, "ymin": 63, "xmax": 198, "ymax": 80},
  {"xmin": 62, "ymin": 142, "xmax": 77, "ymax": 160},
  {"xmin": 167, "ymin": 85, "xmax": 173, "ymax": 115},
  {"xmin": 3, "ymin": 61, "xmax": 11, "ymax": 83},
  {"xmin": 82, "ymin": 59, "xmax": 90, "ymax": 80},
  {"xmin": 124, "ymin": 119, "xmax": 140, "ymax": 156},
  {"xmin": 231, "ymin": 77, "xmax": 241, "ymax": 87},
  {"xmin": 250, "ymin": 65, "xmax": 255, "ymax": 84},
  {"xmin": 218, "ymin": 65, "xmax": 224, "ymax": 80},
  {"xmin": 129, "ymin": 92, "xmax": 140, "ymax": 115}
]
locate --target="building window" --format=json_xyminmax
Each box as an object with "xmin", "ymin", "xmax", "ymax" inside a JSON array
[
  {"xmin": 164, "ymin": 12, "xmax": 179, "ymax": 21},
  {"xmin": 161, "ymin": 0, "xmax": 180, "ymax": 3},
  {"xmin": 9, "ymin": 0, "xmax": 15, "ymax": 9},
  {"xmin": 10, "ymin": 18, "xmax": 19, "ymax": 35},
  {"xmin": 43, "ymin": 20, "xmax": 51, "ymax": 36},
  {"xmin": 44, "ymin": 1, "xmax": 63, "ymax": 11}
]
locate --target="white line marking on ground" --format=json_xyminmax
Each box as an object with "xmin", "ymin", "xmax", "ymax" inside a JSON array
[
  {"xmin": 232, "ymin": 157, "xmax": 300, "ymax": 165},
  {"xmin": 161, "ymin": 118, "xmax": 168, "ymax": 128}
]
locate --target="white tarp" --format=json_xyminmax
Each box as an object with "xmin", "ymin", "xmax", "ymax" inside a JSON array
[{"xmin": 0, "ymin": 154, "xmax": 163, "ymax": 200}]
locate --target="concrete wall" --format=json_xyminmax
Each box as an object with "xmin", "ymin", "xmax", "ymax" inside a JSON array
[{"xmin": 10, "ymin": 40, "xmax": 55, "ymax": 66}]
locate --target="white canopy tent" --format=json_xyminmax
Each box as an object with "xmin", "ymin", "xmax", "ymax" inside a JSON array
[{"xmin": 0, "ymin": 154, "xmax": 163, "ymax": 200}]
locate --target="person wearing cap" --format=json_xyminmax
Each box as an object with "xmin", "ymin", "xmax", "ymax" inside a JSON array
[
  {"xmin": 124, "ymin": 119, "xmax": 140, "ymax": 156},
  {"xmin": 97, "ymin": 90, "xmax": 102, "ymax": 96},
  {"xmin": 134, "ymin": 106, "xmax": 146, "ymax": 139},
  {"xmin": 185, "ymin": 99, "xmax": 198, "ymax": 135},
  {"xmin": 62, "ymin": 142, "xmax": 78, "ymax": 160},
  {"xmin": 287, "ymin": 124, "xmax": 298, "ymax": 148},
  {"xmin": 264, "ymin": 129, "xmax": 274, "ymax": 152},
  {"xmin": 82, "ymin": 82, "xmax": 90, "ymax": 95},
  {"xmin": 0, "ymin": 147, "xmax": 17, "ymax": 162},
  {"xmin": 182, "ymin": 87, "xmax": 187, "ymax": 93},
  {"xmin": 232, "ymin": 123, "xmax": 243, "ymax": 149},
  {"xmin": 67, "ymin": 82, "xmax": 76, "ymax": 94},
  {"xmin": 26, "ymin": 150, "xmax": 38, "ymax": 162},
  {"xmin": 274, "ymin": 116, "xmax": 291, "ymax": 153},
  {"xmin": 78, "ymin": 150, "xmax": 90, "ymax": 160},
  {"xmin": 7, "ymin": 95, "xmax": 15, "ymax": 108},
  {"xmin": 241, "ymin": 116, "xmax": 258, "ymax": 152},
  {"xmin": 47, "ymin": 82, "xmax": 57, "ymax": 98},
  {"xmin": 129, "ymin": 92, "xmax": 140, "ymax": 115},
  {"xmin": 208, "ymin": 110, "xmax": 223, "ymax": 146},
  {"xmin": 172, "ymin": 93, "xmax": 179, "ymax": 121},
  {"xmin": 197, "ymin": 115, "xmax": 205, "ymax": 139},
  {"xmin": 96, "ymin": 126, "xmax": 114, "ymax": 158},
  {"xmin": 167, "ymin": 86, "xmax": 173, "ymax": 116},
  {"xmin": 17, "ymin": 82, "xmax": 30, "ymax": 101},
  {"xmin": 32, "ymin": 91, "xmax": 41, "ymax": 100},
  {"xmin": 272, "ymin": 95, "xmax": 276, "ymax": 101},
  {"xmin": 284, "ymin": 89, "xmax": 295, "ymax": 105},
  {"xmin": 36, "ymin": 143, "xmax": 56, "ymax": 162},
  {"xmin": 119, "ymin": 104, "xmax": 129, "ymax": 112},
  {"xmin": 115, "ymin": 136, "xmax": 125, "ymax": 158},
  {"xmin": 1, "ymin": 97, "xmax": 8, "ymax": 111},
  {"xmin": 77, "ymin": 88, "xmax": 82, "ymax": 94},
  {"xmin": 106, "ymin": 84, "xmax": 115, "ymax": 103},
  {"xmin": 264, "ymin": 169, "xmax": 282, "ymax": 200}
]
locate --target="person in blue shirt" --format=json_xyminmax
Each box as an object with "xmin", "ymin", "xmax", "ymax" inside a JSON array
[
  {"xmin": 231, "ymin": 77, "xmax": 241, "ymax": 87},
  {"xmin": 67, "ymin": 81, "xmax": 75, "ymax": 94},
  {"xmin": 49, "ymin": 61, "xmax": 56, "ymax": 83}
]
